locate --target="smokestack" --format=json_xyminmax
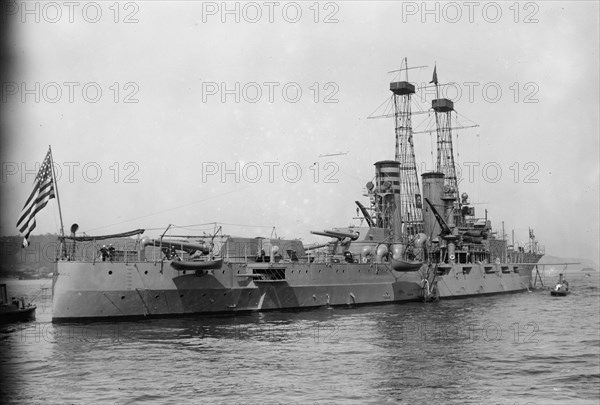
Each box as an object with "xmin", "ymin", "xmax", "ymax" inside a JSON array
[{"xmin": 374, "ymin": 160, "xmax": 401, "ymax": 239}]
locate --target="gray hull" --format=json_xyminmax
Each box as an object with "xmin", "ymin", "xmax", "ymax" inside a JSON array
[
  {"xmin": 52, "ymin": 259, "xmax": 534, "ymax": 321},
  {"xmin": 434, "ymin": 264, "xmax": 534, "ymax": 298}
]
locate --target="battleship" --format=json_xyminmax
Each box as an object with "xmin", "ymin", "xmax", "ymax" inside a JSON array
[{"xmin": 50, "ymin": 61, "xmax": 544, "ymax": 321}]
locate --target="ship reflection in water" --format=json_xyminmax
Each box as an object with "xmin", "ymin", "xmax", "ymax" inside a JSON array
[{"xmin": 2, "ymin": 272, "xmax": 599, "ymax": 403}]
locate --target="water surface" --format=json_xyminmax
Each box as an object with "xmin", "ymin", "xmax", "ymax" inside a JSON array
[{"xmin": 1, "ymin": 273, "xmax": 598, "ymax": 404}]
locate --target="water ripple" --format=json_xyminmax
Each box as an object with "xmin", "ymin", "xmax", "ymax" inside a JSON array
[{"xmin": 1, "ymin": 273, "xmax": 598, "ymax": 404}]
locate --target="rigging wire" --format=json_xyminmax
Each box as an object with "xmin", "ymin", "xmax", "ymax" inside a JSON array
[
  {"xmin": 29, "ymin": 280, "xmax": 53, "ymax": 304},
  {"xmin": 83, "ymin": 153, "xmax": 356, "ymax": 235},
  {"xmin": 83, "ymin": 186, "xmax": 246, "ymax": 234},
  {"xmin": 367, "ymin": 96, "xmax": 394, "ymax": 119},
  {"xmin": 174, "ymin": 222, "xmax": 275, "ymax": 230},
  {"xmin": 455, "ymin": 111, "xmax": 460, "ymax": 167}
]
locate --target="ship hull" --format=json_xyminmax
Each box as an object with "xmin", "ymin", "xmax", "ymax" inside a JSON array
[
  {"xmin": 434, "ymin": 264, "xmax": 534, "ymax": 298},
  {"xmin": 52, "ymin": 259, "xmax": 536, "ymax": 321},
  {"xmin": 52, "ymin": 261, "xmax": 424, "ymax": 321}
]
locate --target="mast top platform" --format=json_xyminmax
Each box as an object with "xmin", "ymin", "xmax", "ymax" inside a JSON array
[
  {"xmin": 422, "ymin": 172, "xmax": 445, "ymax": 179},
  {"xmin": 432, "ymin": 98, "xmax": 454, "ymax": 112},
  {"xmin": 374, "ymin": 160, "xmax": 401, "ymax": 168},
  {"xmin": 390, "ymin": 81, "xmax": 415, "ymax": 95}
]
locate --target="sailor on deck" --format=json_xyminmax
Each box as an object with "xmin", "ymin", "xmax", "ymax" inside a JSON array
[
  {"xmin": 99, "ymin": 245, "xmax": 109, "ymax": 261},
  {"xmin": 108, "ymin": 244, "xmax": 116, "ymax": 261}
]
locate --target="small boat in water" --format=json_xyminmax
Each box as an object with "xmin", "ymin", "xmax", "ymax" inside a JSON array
[
  {"xmin": 550, "ymin": 273, "xmax": 570, "ymax": 297},
  {"xmin": 0, "ymin": 284, "xmax": 36, "ymax": 324}
]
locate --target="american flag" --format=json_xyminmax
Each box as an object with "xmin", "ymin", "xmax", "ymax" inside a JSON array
[{"xmin": 16, "ymin": 149, "xmax": 56, "ymax": 247}]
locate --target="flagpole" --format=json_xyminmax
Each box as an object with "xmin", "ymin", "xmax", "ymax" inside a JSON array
[
  {"xmin": 434, "ymin": 62, "xmax": 439, "ymax": 99},
  {"xmin": 48, "ymin": 145, "xmax": 66, "ymax": 258}
]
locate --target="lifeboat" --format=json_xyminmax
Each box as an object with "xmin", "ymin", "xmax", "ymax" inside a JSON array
[
  {"xmin": 391, "ymin": 258, "xmax": 423, "ymax": 272},
  {"xmin": 170, "ymin": 259, "xmax": 223, "ymax": 271}
]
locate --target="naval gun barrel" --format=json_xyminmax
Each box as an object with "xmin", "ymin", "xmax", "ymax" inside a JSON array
[
  {"xmin": 311, "ymin": 230, "xmax": 360, "ymax": 240},
  {"xmin": 141, "ymin": 237, "xmax": 210, "ymax": 254},
  {"xmin": 304, "ymin": 242, "xmax": 331, "ymax": 251}
]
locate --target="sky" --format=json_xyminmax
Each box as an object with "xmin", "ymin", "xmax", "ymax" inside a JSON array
[{"xmin": 1, "ymin": 1, "xmax": 599, "ymax": 265}]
